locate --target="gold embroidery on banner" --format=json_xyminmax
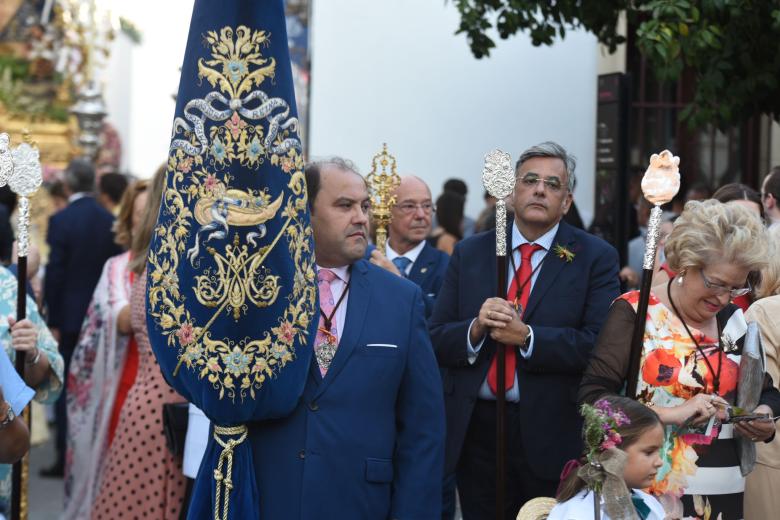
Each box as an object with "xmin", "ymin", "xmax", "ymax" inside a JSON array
[{"xmin": 147, "ymin": 25, "xmax": 316, "ymax": 402}]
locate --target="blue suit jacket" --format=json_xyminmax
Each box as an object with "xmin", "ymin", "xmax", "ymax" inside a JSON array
[
  {"xmin": 248, "ymin": 260, "xmax": 445, "ymax": 519},
  {"xmin": 429, "ymin": 220, "xmax": 620, "ymax": 479},
  {"xmin": 44, "ymin": 196, "xmax": 122, "ymax": 335},
  {"xmin": 365, "ymin": 242, "xmax": 450, "ymax": 318}
]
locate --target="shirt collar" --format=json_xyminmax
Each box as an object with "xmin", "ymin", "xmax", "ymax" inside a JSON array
[
  {"xmin": 511, "ymin": 221, "xmax": 559, "ymax": 251},
  {"xmin": 316, "ymin": 264, "xmax": 350, "ymax": 283},
  {"xmin": 385, "ymin": 239, "xmax": 425, "ymax": 264},
  {"xmin": 68, "ymin": 192, "xmax": 91, "ymax": 203}
]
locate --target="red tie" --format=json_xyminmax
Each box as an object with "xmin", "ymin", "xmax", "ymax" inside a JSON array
[{"xmin": 487, "ymin": 243, "xmax": 544, "ymax": 394}]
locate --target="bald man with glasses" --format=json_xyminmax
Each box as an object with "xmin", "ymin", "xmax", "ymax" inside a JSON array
[{"xmin": 369, "ymin": 176, "xmax": 450, "ymax": 319}]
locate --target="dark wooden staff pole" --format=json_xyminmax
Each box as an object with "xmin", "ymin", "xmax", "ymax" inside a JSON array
[
  {"xmin": 495, "ymin": 252, "xmax": 508, "ymax": 520},
  {"xmin": 626, "ymin": 205, "xmax": 663, "ymax": 398},
  {"xmin": 11, "ymin": 254, "xmax": 28, "ymax": 520}
]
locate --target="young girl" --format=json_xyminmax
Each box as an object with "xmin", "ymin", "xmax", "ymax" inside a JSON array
[{"xmin": 549, "ymin": 396, "xmax": 666, "ymax": 520}]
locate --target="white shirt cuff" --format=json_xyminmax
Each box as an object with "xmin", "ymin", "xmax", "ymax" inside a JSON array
[
  {"xmin": 466, "ymin": 319, "xmax": 486, "ymax": 365},
  {"xmin": 518, "ymin": 326, "xmax": 534, "ymax": 359}
]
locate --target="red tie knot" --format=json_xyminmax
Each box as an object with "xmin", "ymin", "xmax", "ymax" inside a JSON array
[{"xmin": 518, "ymin": 243, "xmax": 544, "ymax": 261}]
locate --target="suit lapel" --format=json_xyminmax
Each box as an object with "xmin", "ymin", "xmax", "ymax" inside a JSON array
[
  {"xmin": 523, "ymin": 222, "xmax": 576, "ymax": 321},
  {"xmin": 313, "ymin": 261, "xmax": 370, "ymax": 398},
  {"xmin": 408, "ymin": 243, "xmax": 435, "ymax": 287}
]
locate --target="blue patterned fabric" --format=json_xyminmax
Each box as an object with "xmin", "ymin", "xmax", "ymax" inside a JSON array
[{"xmin": 145, "ymin": 1, "xmax": 317, "ymax": 518}]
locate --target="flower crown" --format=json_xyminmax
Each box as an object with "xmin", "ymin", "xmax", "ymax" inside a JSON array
[{"xmin": 582, "ymin": 398, "xmax": 631, "ymax": 463}]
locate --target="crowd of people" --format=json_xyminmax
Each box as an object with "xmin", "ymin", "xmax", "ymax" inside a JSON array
[{"xmin": 0, "ymin": 143, "xmax": 780, "ymax": 520}]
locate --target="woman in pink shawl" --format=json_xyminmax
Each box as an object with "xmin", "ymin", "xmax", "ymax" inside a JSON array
[{"xmin": 63, "ymin": 180, "xmax": 149, "ymax": 519}]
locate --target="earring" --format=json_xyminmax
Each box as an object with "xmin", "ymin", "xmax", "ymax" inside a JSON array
[{"xmin": 677, "ymin": 274, "xmax": 685, "ymax": 285}]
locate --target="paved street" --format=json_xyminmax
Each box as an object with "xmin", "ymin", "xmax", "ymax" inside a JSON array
[{"xmin": 27, "ymin": 436, "xmax": 63, "ymax": 520}]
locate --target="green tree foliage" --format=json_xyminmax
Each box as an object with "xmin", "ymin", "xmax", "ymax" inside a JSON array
[{"xmin": 454, "ymin": 0, "xmax": 780, "ymax": 129}]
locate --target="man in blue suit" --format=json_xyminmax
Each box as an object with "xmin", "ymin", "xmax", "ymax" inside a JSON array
[
  {"xmin": 248, "ymin": 157, "xmax": 445, "ymax": 519},
  {"xmin": 368, "ymin": 175, "xmax": 453, "ymax": 518},
  {"xmin": 369, "ymin": 175, "xmax": 449, "ymax": 318},
  {"xmin": 430, "ymin": 142, "xmax": 620, "ymax": 519},
  {"xmin": 42, "ymin": 159, "xmax": 122, "ymax": 476}
]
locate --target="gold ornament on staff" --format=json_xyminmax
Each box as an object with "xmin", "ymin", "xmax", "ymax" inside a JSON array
[
  {"xmin": 0, "ymin": 129, "xmax": 43, "ymax": 520},
  {"xmin": 366, "ymin": 143, "xmax": 401, "ymax": 253}
]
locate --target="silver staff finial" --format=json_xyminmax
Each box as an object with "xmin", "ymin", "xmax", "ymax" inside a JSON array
[
  {"xmin": 482, "ymin": 149, "xmax": 515, "ymax": 256},
  {"xmin": 0, "ymin": 132, "xmax": 43, "ymax": 258}
]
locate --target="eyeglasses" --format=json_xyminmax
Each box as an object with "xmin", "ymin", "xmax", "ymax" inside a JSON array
[
  {"xmin": 517, "ymin": 173, "xmax": 565, "ymax": 192},
  {"xmin": 395, "ymin": 202, "xmax": 435, "ymax": 215},
  {"xmin": 700, "ymin": 270, "xmax": 752, "ymax": 298}
]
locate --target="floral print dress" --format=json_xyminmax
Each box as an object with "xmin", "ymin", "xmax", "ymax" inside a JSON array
[
  {"xmin": 629, "ymin": 291, "xmax": 744, "ymax": 519},
  {"xmin": 580, "ymin": 289, "xmax": 780, "ymax": 520},
  {"xmin": 0, "ymin": 267, "xmax": 64, "ymax": 516}
]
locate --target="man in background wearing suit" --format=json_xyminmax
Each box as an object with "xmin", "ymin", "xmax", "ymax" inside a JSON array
[
  {"xmin": 249, "ymin": 157, "xmax": 445, "ymax": 519},
  {"xmin": 430, "ymin": 142, "xmax": 620, "ymax": 519},
  {"xmin": 42, "ymin": 159, "xmax": 122, "ymax": 477},
  {"xmin": 369, "ymin": 175, "xmax": 449, "ymax": 318}
]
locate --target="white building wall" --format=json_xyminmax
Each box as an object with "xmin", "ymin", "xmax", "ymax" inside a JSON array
[
  {"xmin": 102, "ymin": 0, "xmax": 192, "ymax": 178},
  {"xmin": 309, "ymin": 0, "xmax": 599, "ymax": 224},
  {"xmin": 103, "ymin": 1, "xmax": 599, "ymax": 223}
]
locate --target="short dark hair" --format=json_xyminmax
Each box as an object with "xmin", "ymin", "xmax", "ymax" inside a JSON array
[
  {"xmin": 435, "ymin": 191, "xmax": 465, "ymax": 240},
  {"xmin": 99, "ymin": 172, "xmax": 129, "ymax": 205},
  {"xmin": 64, "ymin": 158, "xmax": 96, "ymax": 193},
  {"xmin": 443, "ymin": 178, "xmax": 468, "ymax": 196},
  {"xmin": 304, "ymin": 156, "xmax": 362, "ymax": 213},
  {"xmin": 712, "ymin": 182, "xmax": 764, "ymax": 219},
  {"xmin": 686, "ymin": 181, "xmax": 712, "ymax": 199},
  {"xmin": 764, "ymin": 166, "xmax": 780, "ymax": 200}
]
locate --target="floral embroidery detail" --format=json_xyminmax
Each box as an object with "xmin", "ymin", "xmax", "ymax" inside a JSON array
[
  {"xmin": 147, "ymin": 25, "xmax": 316, "ymax": 401},
  {"xmin": 553, "ymin": 243, "xmax": 575, "ymax": 263}
]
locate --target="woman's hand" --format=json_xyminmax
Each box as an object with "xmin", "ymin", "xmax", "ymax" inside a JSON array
[
  {"xmin": 7, "ymin": 316, "xmax": 50, "ymax": 388},
  {"xmin": 656, "ymin": 393, "xmax": 728, "ymax": 427},
  {"xmin": 735, "ymin": 404, "xmax": 776, "ymax": 443},
  {"xmin": 7, "ymin": 317, "xmax": 37, "ymax": 354}
]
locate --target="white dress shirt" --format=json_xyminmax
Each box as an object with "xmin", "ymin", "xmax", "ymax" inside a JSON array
[
  {"xmin": 182, "ymin": 403, "xmax": 210, "ymax": 479},
  {"xmin": 67, "ymin": 192, "xmax": 90, "ymax": 204},
  {"xmin": 316, "ymin": 264, "xmax": 350, "ymax": 344},
  {"xmin": 386, "ymin": 240, "xmax": 426, "ymax": 276},
  {"xmin": 466, "ymin": 222, "xmax": 559, "ymax": 401}
]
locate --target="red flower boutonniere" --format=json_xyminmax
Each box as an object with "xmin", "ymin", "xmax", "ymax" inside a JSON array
[{"xmin": 553, "ymin": 244, "xmax": 575, "ymax": 263}]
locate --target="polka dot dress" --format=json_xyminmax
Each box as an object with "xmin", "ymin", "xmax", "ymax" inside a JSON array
[{"xmin": 91, "ymin": 274, "xmax": 186, "ymax": 519}]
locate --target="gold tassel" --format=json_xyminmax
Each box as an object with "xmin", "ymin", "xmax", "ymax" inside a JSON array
[{"xmin": 212, "ymin": 425, "xmax": 248, "ymax": 520}]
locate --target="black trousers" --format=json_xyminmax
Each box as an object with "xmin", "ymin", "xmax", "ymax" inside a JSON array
[
  {"xmin": 54, "ymin": 332, "xmax": 79, "ymax": 464},
  {"xmin": 457, "ymin": 400, "xmax": 558, "ymax": 520}
]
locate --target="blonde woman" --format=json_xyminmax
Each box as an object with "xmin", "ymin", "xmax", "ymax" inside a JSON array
[
  {"xmin": 744, "ymin": 224, "xmax": 780, "ymax": 520},
  {"xmin": 91, "ymin": 167, "xmax": 187, "ymax": 520},
  {"xmin": 580, "ymin": 200, "xmax": 780, "ymax": 519},
  {"xmin": 64, "ymin": 179, "xmax": 149, "ymax": 519}
]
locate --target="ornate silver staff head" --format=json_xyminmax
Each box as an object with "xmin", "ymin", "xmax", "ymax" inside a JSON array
[
  {"xmin": 0, "ymin": 133, "xmax": 43, "ymax": 258},
  {"xmin": 640, "ymin": 150, "xmax": 680, "ymax": 270},
  {"xmin": 482, "ymin": 149, "xmax": 515, "ymax": 256}
]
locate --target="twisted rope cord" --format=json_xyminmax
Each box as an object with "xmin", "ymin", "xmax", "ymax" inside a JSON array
[{"xmin": 212, "ymin": 425, "xmax": 248, "ymax": 520}]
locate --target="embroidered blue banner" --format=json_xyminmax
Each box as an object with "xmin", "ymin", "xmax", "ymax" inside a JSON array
[{"xmin": 146, "ymin": 1, "xmax": 317, "ymax": 518}]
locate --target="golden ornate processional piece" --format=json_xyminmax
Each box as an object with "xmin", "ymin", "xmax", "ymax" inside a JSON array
[{"xmin": 366, "ymin": 143, "xmax": 400, "ymax": 253}]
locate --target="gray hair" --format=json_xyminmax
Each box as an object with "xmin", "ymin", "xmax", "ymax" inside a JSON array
[
  {"xmin": 64, "ymin": 158, "xmax": 96, "ymax": 194},
  {"xmin": 515, "ymin": 141, "xmax": 577, "ymax": 192}
]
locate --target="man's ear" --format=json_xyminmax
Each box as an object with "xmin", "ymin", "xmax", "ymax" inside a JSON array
[{"xmin": 562, "ymin": 193, "xmax": 573, "ymax": 214}]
